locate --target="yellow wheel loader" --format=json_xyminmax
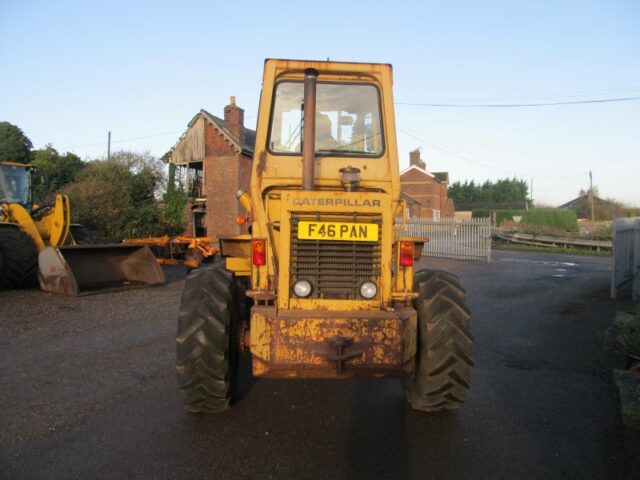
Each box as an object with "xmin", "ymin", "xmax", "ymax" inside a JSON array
[
  {"xmin": 176, "ymin": 59, "xmax": 473, "ymax": 413},
  {"xmin": 0, "ymin": 161, "xmax": 164, "ymax": 295}
]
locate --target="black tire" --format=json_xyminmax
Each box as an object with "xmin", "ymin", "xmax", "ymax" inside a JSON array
[
  {"xmin": 0, "ymin": 227, "xmax": 38, "ymax": 289},
  {"xmin": 69, "ymin": 225, "xmax": 96, "ymax": 245},
  {"xmin": 405, "ymin": 269, "xmax": 474, "ymax": 411},
  {"xmin": 176, "ymin": 264, "xmax": 240, "ymax": 413}
]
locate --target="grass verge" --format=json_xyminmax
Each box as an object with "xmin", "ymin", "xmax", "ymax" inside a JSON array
[{"xmin": 493, "ymin": 242, "xmax": 611, "ymax": 257}]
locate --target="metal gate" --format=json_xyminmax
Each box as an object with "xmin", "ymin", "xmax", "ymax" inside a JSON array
[
  {"xmin": 611, "ymin": 217, "xmax": 640, "ymax": 300},
  {"xmin": 397, "ymin": 217, "xmax": 492, "ymax": 262}
]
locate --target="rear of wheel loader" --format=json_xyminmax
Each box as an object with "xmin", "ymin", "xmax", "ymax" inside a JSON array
[{"xmin": 176, "ymin": 59, "xmax": 473, "ymax": 414}]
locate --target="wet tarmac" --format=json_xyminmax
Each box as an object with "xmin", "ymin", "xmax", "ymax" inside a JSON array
[{"xmin": 1, "ymin": 250, "xmax": 638, "ymax": 479}]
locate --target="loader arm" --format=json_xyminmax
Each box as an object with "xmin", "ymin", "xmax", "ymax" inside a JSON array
[{"xmin": 37, "ymin": 195, "xmax": 72, "ymax": 246}]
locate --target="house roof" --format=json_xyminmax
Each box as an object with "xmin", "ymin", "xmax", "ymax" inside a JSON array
[
  {"xmin": 199, "ymin": 109, "xmax": 256, "ymax": 155},
  {"xmin": 558, "ymin": 193, "xmax": 614, "ymax": 209},
  {"xmin": 399, "ymin": 164, "xmax": 435, "ymax": 178},
  {"xmin": 432, "ymin": 172, "xmax": 449, "ymax": 183},
  {"xmin": 164, "ymin": 108, "xmax": 257, "ymax": 163},
  {"xmin": 400, "ymin": 191, "xmax": 421, "ymax": 205}
]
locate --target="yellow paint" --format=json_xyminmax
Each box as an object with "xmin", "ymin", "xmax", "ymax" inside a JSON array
[
  {"xmin": 229, "ymin": 60, "xmax": 425, "ymax": 375},
  {"xmin": 5, "ymin": 203, "xmax": 45, "ymax": 250},
  {"xmin": 249, "ymin": 310, "xmax": 274, "ymax": 362},
  {"xmin": 237, "ymin": 190, "xmax": 252, "ymax": 213},
  {"xmin": 225, "ymin": 256, "xmax": 251, "ymax": 276},
  {"xmin": 3, "ymin": 193, "xmax": 72, "ymax": 250}
]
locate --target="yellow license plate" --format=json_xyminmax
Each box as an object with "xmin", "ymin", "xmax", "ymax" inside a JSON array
[{"xmin": 297, "ymin": 221, "xmax": 378, "ymax": 242}]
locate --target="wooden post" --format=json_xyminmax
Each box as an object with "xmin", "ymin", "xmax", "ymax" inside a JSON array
[{"xmin": 589, "ymin": 171, "xmax": 595, "ymax": 222}]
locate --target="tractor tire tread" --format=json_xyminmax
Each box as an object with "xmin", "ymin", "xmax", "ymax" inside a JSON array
[
  {"xmin": 0, "ymin": 228, "xmax": 38, "ymax": 289},
  {"xmin": 406, "ymin": 269, "xmax": 474, "ymax": 412},
  {"xmin": 176, "ymin": 264, "xmax": 239, "ymax": 413}
]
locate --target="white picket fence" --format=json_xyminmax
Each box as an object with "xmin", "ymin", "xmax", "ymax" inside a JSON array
[
  {"xmin": 611, "ymin": 217, "xmax": 640, "ymax": 301},
  {"xmin": 397, "ymin": 217, "xmax": 492, "ymax": 262}
]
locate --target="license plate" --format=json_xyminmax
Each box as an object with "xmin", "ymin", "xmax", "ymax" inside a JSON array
[{"xmin": 297, "ymin": 221, "xmax": 378, "ymax": 242}]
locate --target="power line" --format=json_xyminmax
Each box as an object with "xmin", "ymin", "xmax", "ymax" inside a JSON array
[
  {"xmin": 396, "ymin": 123, "xmax": 586, "ymax": 179},
  {"xmin": 61, "ymin": 131, "xmax": 181, "ymax": 150},
  {"xmin": 396, "ymin": 86, "xmax": 640, "ymax": 104},
  {"xmin": 395, "ymin": 96, "xmax": 640, "ymax": 108}
]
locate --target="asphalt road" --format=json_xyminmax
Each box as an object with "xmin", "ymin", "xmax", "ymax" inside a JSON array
[{"xmin": 1, "ymin": 250, "xmax": 638, "ymax": 479}]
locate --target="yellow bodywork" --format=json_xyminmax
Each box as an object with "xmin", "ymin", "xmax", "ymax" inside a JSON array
[
  {"xmin": 1, "ymin": 161, "xmax": 72, "ymax": 250},
  {"xmin": 2, "ymin": 195, "xmax": 72, "ymax": 250},
  {"xmin": 220, "ymin": 59, "xmax": 421, "ymax": 378},
  {"xmin": 0, "ymin": 161, "xmax": 165, "ymax": 295}
]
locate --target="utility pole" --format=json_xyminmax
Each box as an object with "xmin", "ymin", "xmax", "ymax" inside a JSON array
[
  {"xmin": 107, "ymin": 131, "xmax": 111, "ymax": 160},
  {"xmin": 530, "ymin": 177, "xmax": 533, "ymax": 208},
  {"xmin": 589, "ymin": 170, "xmax": 595, "ymax": 222}
]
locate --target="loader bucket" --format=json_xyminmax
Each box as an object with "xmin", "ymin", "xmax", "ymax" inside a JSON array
[{"xmin": 38, "ymin": 244, "xmax": 165, "ymax": 296}]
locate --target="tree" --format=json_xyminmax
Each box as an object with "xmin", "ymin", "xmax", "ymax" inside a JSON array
[
  {"xmin": 32, "ymin": 145, "xmax": 85, "ymax": 202},
  {"xmin": 0, "ymin": 122, "xmax": 33, "ymax": 164},
  {"xmin": 448, "ymin": 177, "xmax": 530, "ymax": 207},
  {"xmin": 65, "ymin": 151, "xmax": 167, "ymax": 242},
  {"xmin": 162, "ymin": 163, "xmax": 188, "ymax": 235}
]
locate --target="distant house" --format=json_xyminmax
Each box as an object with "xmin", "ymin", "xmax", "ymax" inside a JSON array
[
  {"xmin": 164, "ymin": 97, "xmax": 255, "ymax": 238},
  {"xmin": 400, "ymin": 149, "xmax": 454, "ymax": 219},
  {"xmin": 559, "ymin": 191, "xmax": 638, "ymax": 220}
]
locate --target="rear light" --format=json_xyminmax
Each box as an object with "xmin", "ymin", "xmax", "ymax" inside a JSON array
[
  {"xmin": 236, "ymin": 215, "xmax": 247, "ymax": 225},
  {"xmin": 252, "ymin": 239, "xmax": 266, "ymax": 266},
  {"xmin": 399, "ymin": 241, "xmax": 414, "ymax": 267}
]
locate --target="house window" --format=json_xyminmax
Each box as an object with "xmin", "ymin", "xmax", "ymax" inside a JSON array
[
  {"xmin": 193, "ymin": 211, "xmax": 207, "ymax": 237},
  {"xmin": 433, "ymin": 209, "xmax": 441, "ymax": 221}
]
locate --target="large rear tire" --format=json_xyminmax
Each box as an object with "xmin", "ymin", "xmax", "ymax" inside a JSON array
[
  {"xmin": 0, "ymin": 227, "xmax": 38, "ymax": 289},
  {"xmin": 405, "ymin": 269, "xmax": 474, "ymax": 411},
  {"xmin": 176, "ymin": 264, "xmax": 240, "ymax": 413}
]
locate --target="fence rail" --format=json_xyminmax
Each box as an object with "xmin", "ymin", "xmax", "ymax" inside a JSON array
[
  {"xmin": 397, "ymin": 217, "xmax": 492, "ymax": 262},
  {"xmin": 611, "ymin": 217, "xmax": 640, "ymax": 301},
  {"xmin": 494, "ymin": 232, "xmax": 612, "ymax": 251}
]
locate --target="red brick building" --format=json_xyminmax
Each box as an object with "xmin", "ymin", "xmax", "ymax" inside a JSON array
[
  {"xmin": 164, "ymin": 97, "xmax": 255, "ymax": 238},
  {"xmin": 400, "ymin": 149, "xmax": 454, "ymax": 219}
]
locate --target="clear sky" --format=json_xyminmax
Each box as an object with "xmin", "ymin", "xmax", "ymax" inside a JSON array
[{"xmin": 1, "ymin": 0, "xmax": 638, "ymax": 206}]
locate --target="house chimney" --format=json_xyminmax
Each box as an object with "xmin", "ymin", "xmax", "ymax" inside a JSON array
[
  {"xmin": 409, "ymin": 148, "xmax": 426, "ymax": 170},
  {"xmin": 224, "ymin": 96, "xmax": 244, "ymax": 142}
]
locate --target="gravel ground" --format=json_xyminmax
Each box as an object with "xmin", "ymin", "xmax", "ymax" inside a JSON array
[{"xmin": 1, "ymin": 252, "xmax": 638, "ymax": 479}]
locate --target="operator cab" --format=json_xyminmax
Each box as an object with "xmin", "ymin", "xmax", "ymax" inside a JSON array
[
  {"xmin": 0, "ymin": 163, "xmax": 32, "ymax": 208},
  {"xmin": 269, "ymin": 81, "xmax": 384, "ymax": 157}
]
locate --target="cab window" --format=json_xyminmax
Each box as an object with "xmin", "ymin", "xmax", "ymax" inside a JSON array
[{"xmin": 269, "ymin": 82, "xmax": 384, "ymax": 156}]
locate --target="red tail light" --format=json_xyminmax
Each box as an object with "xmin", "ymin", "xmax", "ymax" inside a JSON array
[
  {"xmin": 399, "ymin": 241, "xmax": 414, "ymax": 267},
  {"xmin": 252, "ymin": 239, "xmax": 266, "ymax": 266}
]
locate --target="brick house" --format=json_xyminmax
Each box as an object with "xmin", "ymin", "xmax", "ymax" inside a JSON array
[
  {"xmin": 164, "ymin": 97, "xmax": 255, "ymax": 238},
  {"xmin": 400, "ymin": 149, "xmax": 454, "ymax": 219}
]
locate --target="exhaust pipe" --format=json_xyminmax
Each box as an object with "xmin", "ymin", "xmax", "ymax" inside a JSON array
[{"xmin": 302, "ymin": 68, "xmax": 319, "ymax": 191}]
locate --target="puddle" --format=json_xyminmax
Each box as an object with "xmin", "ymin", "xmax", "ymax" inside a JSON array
[{"xmin": 497, "ymin": 258, "xmax": 578, "ymax": 268}]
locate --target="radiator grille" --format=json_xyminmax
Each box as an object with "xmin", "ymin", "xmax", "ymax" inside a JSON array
[{"xmin": 290, "ymin": 214, "xmax": 382, "ymax": 300}]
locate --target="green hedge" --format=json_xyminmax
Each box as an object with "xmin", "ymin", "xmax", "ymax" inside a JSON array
[{"xmin": 472, "ymin": 208, "xmax": 578, "ymax": 232}]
